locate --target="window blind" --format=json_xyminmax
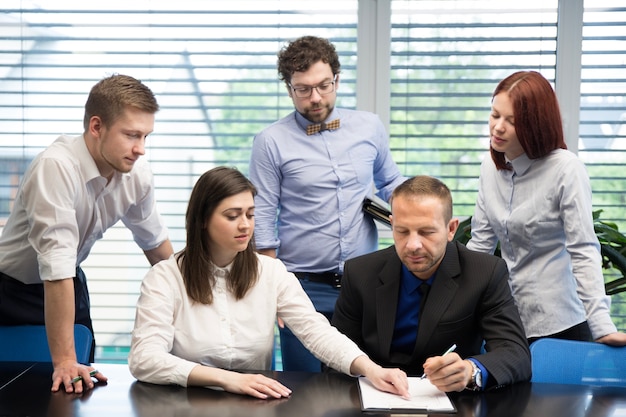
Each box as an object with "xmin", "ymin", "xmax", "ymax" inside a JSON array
[
  {"xmin": 389, "ymin": 0, "xmax": 558, "ymax": 219},
  {"xmin": 0, "ymin": 0, "xmax": 359, "ymax": 361},
  {"xmin": 2, "ymin": 1, "xmax": 624, "ymax": 361},
  {"xmin": 579, "ymin": 1, "xmax": 626, "ymax": 329}
]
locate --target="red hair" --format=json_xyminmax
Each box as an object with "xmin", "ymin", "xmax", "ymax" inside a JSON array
[{"xmin": 490, "ymin": 71, "xmax": 567, "ymax": 170}]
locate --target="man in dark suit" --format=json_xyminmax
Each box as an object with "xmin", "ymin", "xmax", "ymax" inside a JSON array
[{"xmin": 332, "ymin": 175, "xmax": 530, "ymax": 392}]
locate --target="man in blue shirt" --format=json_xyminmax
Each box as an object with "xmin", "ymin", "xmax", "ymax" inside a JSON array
[
  {"xmin": 249, "ymin": 36, "xmax": 405, "ymax": 371},
  {"xmin": 332, "ymin": 175, "xmax": 530, "ymax": 391}
]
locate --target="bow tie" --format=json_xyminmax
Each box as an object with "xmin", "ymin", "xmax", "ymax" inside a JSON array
[{"xmin": 306, "ymin": 119, "xmax": 340, "ymax": 135}]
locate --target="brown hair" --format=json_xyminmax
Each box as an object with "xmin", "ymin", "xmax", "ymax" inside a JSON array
[
  {"xmin": 277, "ymin": 36, "xmax": 341, "ymax": 84},
  {"xmin": 176, "ymin": 166, "xmax": 259, "ymax": 304},
  {"xmin": 83, "ymin": 74, "xmax": 159, "ymax": 131},
  {"xmin": 391, "ymin": 175, "xmax": 453, "ymax": 223},
  {"xmin": 490, "ymin": 71, "xmax": 567, "ymax": 170}
]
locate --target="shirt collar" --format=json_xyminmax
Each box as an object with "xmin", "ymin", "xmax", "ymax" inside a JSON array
[
  {"xmin": 400, "ymin": 264, "xmax": 436, "ymax": 293},
  {"xmin": 74, "ymin": 134, "xmax": 102, "ymax": 183},
  {"xmin": 507, "ymin": 153, "xmax": 533, "ymax": 177},
  {"xmin": 75, "ymin": 134, "xmax": 130, "ymax": 187},
  {"xmin": 212, "ymin": 262, "xmax": 233, "ymax": 277}
]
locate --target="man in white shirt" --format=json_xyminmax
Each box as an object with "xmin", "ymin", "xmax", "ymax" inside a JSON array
[{"xmin": 0, "ymin": 74, "xmax": 173, "ymax": 393}]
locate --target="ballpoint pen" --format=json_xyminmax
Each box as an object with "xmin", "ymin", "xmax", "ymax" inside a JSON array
[
  {"xmin": 420, "ymin": 343, "xmax": 457, "ymax": 379},
  {"xmin": 71, "ymin": 369, "xmax": 99, "ymax": 384}
]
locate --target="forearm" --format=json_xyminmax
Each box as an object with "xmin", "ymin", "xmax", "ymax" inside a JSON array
[
  {"xmin": 187, "ymin": 365, "xmax": 292, "ymax": 399},
  {"xmin": 349, "ymin": 354, "xmax": 379, "ymax": 376},
  {"xmin": 144, "ymin": 239, "xmax": 174, "ymax": 265},
  {"xmin": 188, "ymin": 364, "xmax": 236, "ymax": 388},
  {"xmin": 44, "ymin": 278, "xmax": 77, "ymax": 366}
]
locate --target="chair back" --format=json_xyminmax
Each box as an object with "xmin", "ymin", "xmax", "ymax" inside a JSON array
[
  {"xmin": 530, "ymin": 338, "xmax": 626, "ymax": 386},
  {"xmin": 0, "ymin": 324, "xmax": 93, "ymax": 364}
]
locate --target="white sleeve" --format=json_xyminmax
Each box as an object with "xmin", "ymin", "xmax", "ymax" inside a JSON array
[
  {"xmin": 268, "ymin": 258, "xmax": 365, "ymax": 375},
  {"xmin": 128, "ymin": 258, "xmax": 197, "ymax": 386}
]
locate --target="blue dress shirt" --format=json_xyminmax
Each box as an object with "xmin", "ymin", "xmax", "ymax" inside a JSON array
[
  {"xmin": 249, "ymin": 108, "xmax": 405, "ymax": 273},
  {"xmin": 391, "ymin": 266, "xmax": 489, "ymax": 388},
  {"xmin": 391, "ymin": 266, "xmax": 434, "ymax": 354}
]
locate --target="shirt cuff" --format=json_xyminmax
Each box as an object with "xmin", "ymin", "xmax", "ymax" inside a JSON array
[{"xmin": 467, "ymin": 358, "xmax": 489, "ymax": 390}]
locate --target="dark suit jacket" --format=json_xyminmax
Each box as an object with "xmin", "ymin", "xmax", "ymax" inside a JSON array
[{"xmin": 332, "ymin": 241, "xmax": 531, "ymax": 389}]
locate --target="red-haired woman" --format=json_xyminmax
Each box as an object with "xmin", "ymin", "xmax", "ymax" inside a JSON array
[{"xmin": 467, "ymin": 71, "xmax": 626, "ymax": 347}]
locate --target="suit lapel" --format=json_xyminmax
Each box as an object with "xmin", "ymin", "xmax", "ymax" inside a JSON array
[
  {"xmin": 375, "ymin": 249, "xmax": 403, "ymax": 358},
  {"xmin": 412, "ymin": 242, "xmax": 461, "ymax": 356}
]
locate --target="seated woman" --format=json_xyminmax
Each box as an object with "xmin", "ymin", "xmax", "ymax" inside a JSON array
[{"xmin": 128, "ymin": 166, "xmax": 409, "ymax": 399}]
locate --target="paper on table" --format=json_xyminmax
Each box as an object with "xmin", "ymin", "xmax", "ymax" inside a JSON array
[{"xmin": 358, "ymin": 376, "xmax": 456, "ymax": 413}]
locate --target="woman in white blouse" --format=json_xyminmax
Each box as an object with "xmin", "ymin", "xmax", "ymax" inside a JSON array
[
  {"xmin": 129, "ymin": 166, "xmax": 409, "ymax": 399},
  {"xmin": 466, "ymin": 71, "xmax": 626, "ymax": 347}
]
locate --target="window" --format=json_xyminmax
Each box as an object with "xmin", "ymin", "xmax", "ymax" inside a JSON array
[
  {"xmin": 1, "ymin": 0, "xmax": 359, "ymax": 361},
  {"xmin": 1, "ymin": 1, "xmax": 624, "ymax": 361},
  {"xmin": 389, "ymin": 0, "xmax": 558, "ymax": 217},
  {"xmin": 579, "ymin": 1, "xmax": 626, "ymax": 329}
]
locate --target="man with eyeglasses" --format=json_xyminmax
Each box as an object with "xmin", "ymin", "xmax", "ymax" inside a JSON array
[{"xmin": 249, "ymin": 35, "xmax": 405, "ymax": 372}]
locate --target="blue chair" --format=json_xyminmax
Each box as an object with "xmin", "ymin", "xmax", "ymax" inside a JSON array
[
  {"xmin": 0, "ymin": 324, "xmax": 93, "ymax": 364},
  {"xmin": 530, "ymin": 338, "xmax": 626, "ymax": 387}
]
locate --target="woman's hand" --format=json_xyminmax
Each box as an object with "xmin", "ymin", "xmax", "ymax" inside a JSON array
[
  {"xmin": 350, "ymin": 355, "xmax": 410, "ymax": 399},
  {"xmin": 221, "ymin": 372, "xmax": 293, "ymax": 399},
  {"xmin": 188, "ymin": 365, "xmax": 291, "ymax": 400}
]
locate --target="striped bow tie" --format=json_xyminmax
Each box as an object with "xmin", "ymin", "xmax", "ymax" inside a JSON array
[{"xmin": 306, "ymin": 119, "xmax": 340, "ymax": 135}]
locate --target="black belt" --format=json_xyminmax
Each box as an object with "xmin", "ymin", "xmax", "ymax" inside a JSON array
[{"xmin": 294, "ymin": 272, "xmax": 342, "ymax": 289}]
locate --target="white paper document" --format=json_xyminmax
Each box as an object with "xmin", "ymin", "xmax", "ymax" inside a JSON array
[{"xmin": 358, "ymin": 376, "xmax": 456, "ymax": 413}]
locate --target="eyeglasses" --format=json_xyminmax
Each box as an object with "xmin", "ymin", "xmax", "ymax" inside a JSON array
[{"xmin": 289, "ymin": 75, "xmax": 337, "ymax": 98}]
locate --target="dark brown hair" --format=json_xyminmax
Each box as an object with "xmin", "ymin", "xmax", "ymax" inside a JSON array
[
  {"xmin": 176, "ymin": 166, "xmax": 258, "ymax": 304},
  {"xmin": 277, "ymin": 36, "xmax": 341, "ymax": 84},
  {"xmin": 83, "ymin": 74, "xmax": 159, "ymax": 131},
  {"xmin": 490, "ymin": 71, "xmax": 567, "ymax": 170},
  {"xmin": 391, "ymin": 175, "xmax": 453, "ymax": 223}
]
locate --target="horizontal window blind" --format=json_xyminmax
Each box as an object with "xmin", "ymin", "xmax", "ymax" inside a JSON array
[
  {"xmin": 388, "ymin": 0, "xmax": 625, "ymax": 330},
  {"xmin": 579, "ymin": 2, "xmax": 626, "ymax": 223},
  {"xmin": 0, "ymin": 0, "xmax": 359, "ymax": 361},
  {"xmin": 2, "ymin": 0, "xmax": 624, "ymax": 361},
  {"xmin": 389, "ymin": 0, "xmax": 558, "ymax": 219},
  {"xmin": 579, "ymin": 0, "xmax": 626, "ymax": 329}
]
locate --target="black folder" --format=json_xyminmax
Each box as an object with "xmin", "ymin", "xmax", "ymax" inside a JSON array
[{"xmin": 362, "ymin": 197, "xmax": 391, "ymax": 227}]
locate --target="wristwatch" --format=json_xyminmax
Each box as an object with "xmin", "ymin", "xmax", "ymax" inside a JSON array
[{"xmin": 466, "ymin": 360, "xmax": 483, "ymax": 391}]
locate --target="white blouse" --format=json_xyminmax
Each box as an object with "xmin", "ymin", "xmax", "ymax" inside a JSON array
[{"xmin": 129, "ymin": 254, "xmax": 364, "ymax": 386}]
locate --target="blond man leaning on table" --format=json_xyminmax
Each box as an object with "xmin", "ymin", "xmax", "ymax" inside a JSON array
[
  {"xmin": 0, "ymin": 74, "xmax": 173, "ymax": 394},
  {"xmin": 129, "ymin": 167, "xmax": 409, "ymax": 399}
]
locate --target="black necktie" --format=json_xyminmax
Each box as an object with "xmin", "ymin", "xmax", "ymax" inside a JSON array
[{"xmin": 418, "ymin": 282, "xmax": 430, "ymax": 315}]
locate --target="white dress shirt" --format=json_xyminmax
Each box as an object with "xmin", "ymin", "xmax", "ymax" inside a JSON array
[
  {"xmin": 467, "ymin": 150, "xmax": 616, "ymax": 340},
  {"xmin": 128, "ymin": 254, "xmax": 365, "ymax": 386},
  {"xmin": 0, "ymin": 134, "xmax": 169, "ymax": 284}
]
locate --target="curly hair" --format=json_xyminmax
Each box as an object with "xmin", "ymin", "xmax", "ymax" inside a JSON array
[{"xmin": 277, "ymin": 36, "xmax": 341, "ymax": 83}]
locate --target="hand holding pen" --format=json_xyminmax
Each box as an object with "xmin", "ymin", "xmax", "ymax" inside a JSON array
[{"xmin": 420, "ymin": 344, "xmax": 457, "ymax": 379}]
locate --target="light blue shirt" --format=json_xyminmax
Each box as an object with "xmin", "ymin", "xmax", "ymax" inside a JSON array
[
  {"xmin": 467, "ymin": 149, "xmax": 616, "ymax": 340},
  {"xmin": 249, "ymin": 108, "xmax": 405, "ymax": 273}
]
